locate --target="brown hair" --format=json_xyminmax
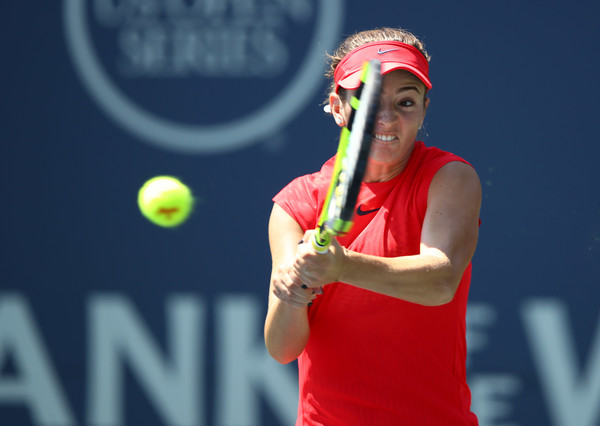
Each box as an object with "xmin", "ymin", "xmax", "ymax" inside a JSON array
[{"xmin": 326, "ymin": 27, "xmax": 431, "ymax": 94}]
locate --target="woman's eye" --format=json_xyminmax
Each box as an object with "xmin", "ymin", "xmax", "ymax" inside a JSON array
[{"xmin": 398, "ymin": 100, "xmax": 415, "ymax": 107}]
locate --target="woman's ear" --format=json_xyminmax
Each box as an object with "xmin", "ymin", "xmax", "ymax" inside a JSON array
[
  {"xmin": 422, "ymin": 96, "xmax": 430, "ymax": 124},
  {"xmin": 329, "ymin": 92, "xmax": 346, "ymax": 127}
]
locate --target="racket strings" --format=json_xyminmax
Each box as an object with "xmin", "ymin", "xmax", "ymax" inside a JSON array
[{"xmin": 318, "ymin": 60, "xmax": 381, "ymax": 240}]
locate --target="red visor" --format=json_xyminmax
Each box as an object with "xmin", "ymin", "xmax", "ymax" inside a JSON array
[{"xmin": 334, "ymin": 41, "xmax": 432, "ymax": 92}]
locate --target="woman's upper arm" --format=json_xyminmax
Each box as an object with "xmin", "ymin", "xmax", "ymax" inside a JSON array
[
  {"xmin": 421, "ymin": 161, "xmax": 482, "ymax": 285},
  {"xmin": 265, "ymin": 204, "xmax": 311, "ymax": 363},
  {"xmin": 268, "ymin": 203, "xmax": 305, "ymax": 270},
  {"xmin": 268, "ymin": 204, "xmax": 306, "ymax": 311}
]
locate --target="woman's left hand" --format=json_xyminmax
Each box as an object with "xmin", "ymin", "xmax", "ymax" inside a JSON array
[{"xmin": 292, "ymin": 230, "xmax": 346, "ymax": 289}]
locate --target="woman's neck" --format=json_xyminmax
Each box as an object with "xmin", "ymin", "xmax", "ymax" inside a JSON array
[{"xmin": 362, "ymin": 146, "xmax": 414, "ymax": 183}]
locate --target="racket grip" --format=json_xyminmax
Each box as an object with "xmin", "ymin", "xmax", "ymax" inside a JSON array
[{"xmin": 312, "ymin": 229, "xmax": 331, "ymax": 253}]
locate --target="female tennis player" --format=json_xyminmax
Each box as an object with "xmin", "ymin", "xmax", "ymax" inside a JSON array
[{"xmin": 265, "ymin": 27, "xmax": 481, "ymax": 425}]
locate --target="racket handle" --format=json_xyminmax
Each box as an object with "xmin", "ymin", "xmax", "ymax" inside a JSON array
[{"xmin": 312, "ymin": 228, "xmax": 331, "ymax": 254}]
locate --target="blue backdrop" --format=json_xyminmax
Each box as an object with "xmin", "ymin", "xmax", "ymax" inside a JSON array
[{"xmin": 2, "ymin": 1, "xmax": 600, "ymax": 425}]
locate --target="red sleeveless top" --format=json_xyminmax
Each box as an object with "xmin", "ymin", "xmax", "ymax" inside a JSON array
[{"xmin": 273, "ymin": 141, "xmax": 478, "ymax": 425}]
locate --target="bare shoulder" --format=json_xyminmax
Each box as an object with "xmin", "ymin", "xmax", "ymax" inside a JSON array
[
  {"xmin": 435, "ymin": 161, "xmax": 480, "ymax": 184},
  {"xmin": 429, "ymin": 161, "xmax": 481, "ymax": 202},
  {"xmin": 426, "ymin": 161, "xmax": 482, "ymax": 227}
]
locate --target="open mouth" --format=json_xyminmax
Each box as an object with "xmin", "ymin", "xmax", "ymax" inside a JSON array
[{"xmin": 373, "ymin": 134, "xmax": 397, "ymax": 142}]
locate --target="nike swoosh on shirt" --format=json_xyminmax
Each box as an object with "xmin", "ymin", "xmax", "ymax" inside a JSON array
[{"xmin": 356, "ymin": 205, "xmax": 381, "ymax": 216}]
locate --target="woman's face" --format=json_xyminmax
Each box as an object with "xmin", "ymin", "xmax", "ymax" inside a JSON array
[{"xmin": 338, "ymin": 70, "xmax": 429, "ymax": 170}]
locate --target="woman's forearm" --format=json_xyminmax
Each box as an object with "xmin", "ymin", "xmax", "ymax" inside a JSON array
[
  {"xmin": 264, "ymin": 296, "xmax": 310, "ymax": 364},
  {"xmin": 339, "ymin": 248, "xmax": 459, "ymax": 306}
]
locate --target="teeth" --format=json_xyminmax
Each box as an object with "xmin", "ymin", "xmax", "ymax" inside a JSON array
[{"xmin": 374, "ymin": 134, "xmax": 396, "ymax": 142}]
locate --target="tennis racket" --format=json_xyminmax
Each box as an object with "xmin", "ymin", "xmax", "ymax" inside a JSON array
[{"xmin": 312, "ymin": 59, "xmax": 382, "ymax": 253}]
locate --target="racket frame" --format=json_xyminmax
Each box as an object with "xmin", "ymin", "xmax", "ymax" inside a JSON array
[{"xmin": 312, "ymin": 59, "xmax": 382, "ymax": 253}]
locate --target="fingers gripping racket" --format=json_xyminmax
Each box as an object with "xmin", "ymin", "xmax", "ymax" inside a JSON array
[{"xmin": 312, "ymin": 60, "xmax": 382, "ymax": 253}]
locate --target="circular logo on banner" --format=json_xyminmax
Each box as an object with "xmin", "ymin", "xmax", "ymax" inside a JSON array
[{"xmin": 63, "ymin": 0, "xmax": 344, "ymax": 154}]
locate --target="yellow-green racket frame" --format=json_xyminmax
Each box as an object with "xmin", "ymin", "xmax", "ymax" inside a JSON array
[{"xmin": 312, "ymin": 60, "xmax": 382, "ymax": 253}]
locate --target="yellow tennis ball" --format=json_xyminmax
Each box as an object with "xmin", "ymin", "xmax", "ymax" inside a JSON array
[{"xmin": 137, "ymin": 176, "xmax": 194, "ymax": 227}]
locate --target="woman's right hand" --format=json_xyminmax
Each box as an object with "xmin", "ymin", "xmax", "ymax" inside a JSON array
[{"xmin": 271, "ymin": 261, "xmax": 319, "ymax": 309}]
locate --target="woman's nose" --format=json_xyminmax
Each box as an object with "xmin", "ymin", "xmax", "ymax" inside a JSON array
[{"xmin": 376, "ymin": 104, "xmax": 395, "ymax": 124}]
